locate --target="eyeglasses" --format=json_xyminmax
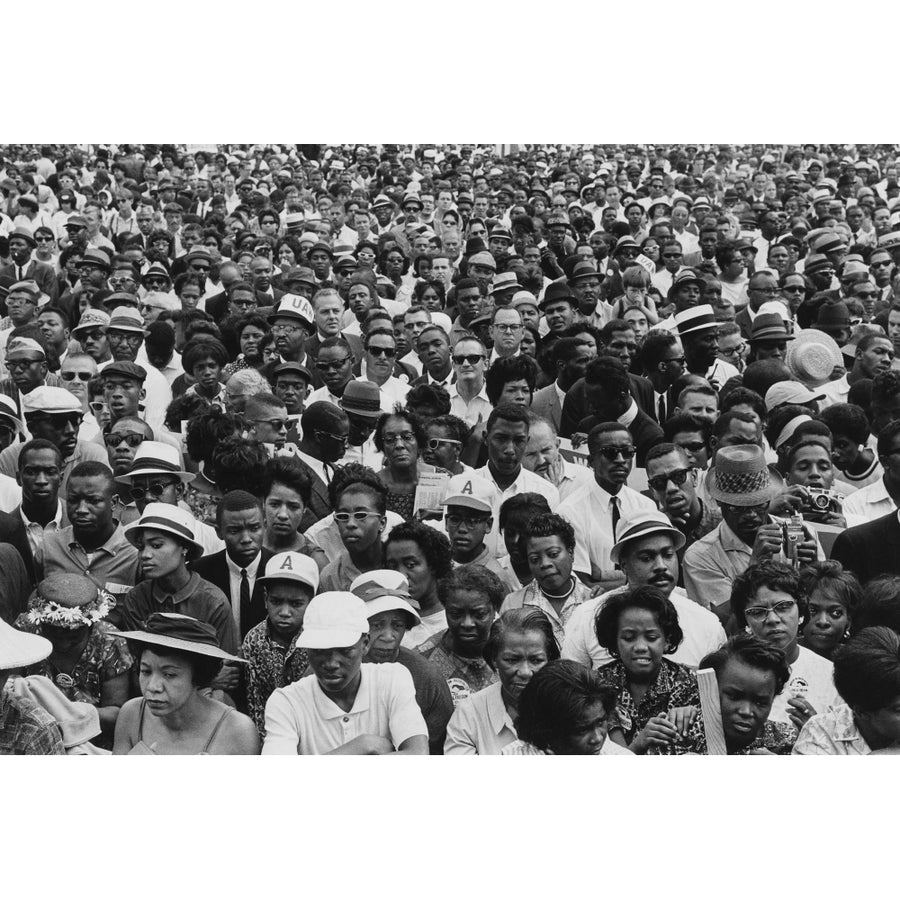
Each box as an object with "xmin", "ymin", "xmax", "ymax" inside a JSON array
[
  {"xmin": 855, "ymin": 291, "xmax": 878, "ymax": 299},
  {"xmin": 382, "ymin": 431, "xmax": 416, "ymax": 446},
  {"xmin": 664, "ymin": 355, "xmax": 686, "ymax": 365},
  {"xmin": 872, "ymin": 260, "xmax": 893, "ymax": 268},
  {"xmin": 315, "ymin": 357, "xmax": 352, "ymax": 372},
  {"xmin": 492, "ymin": 323, "xmax": 523, "ymax": 333},
  {"xmin": 427, "ymin": 438, "xmax": 461, "ymax": 451},
  {"xmin": 34, "ymin": 236, "xmax": 54, "ymax": 243},
  {"xmin": 719, "ymin": 344, "xmax": 746, "ymax": 357},
  {"xmin": 647, "ymin": 467, "xmax": 694, "ymax": 492},
  {"xmin": 452, "ymin": 354, "xmax": 484, "ymax": 366},
  {"xmin": 104, "ymin": 432, "xmax": 145, "ymax": 448},
  {"xmin": 782, "ymin": 285, "xmax": 805, "ymax": 293},
  {"xmin": 6, "ymin": 358, "xmax": 42, "ymax": 371},
  {"xmin": 744, "ymin": 599, "xmax": 797, "ymax": 623},
  {"xmin": 27, "ymin": 412, "xmax": 82, "ymax": 429},
  {"xmin": 129, "ymin": 480, "xmax": 177, "ymax": 501},
  {"xmin": 89, "ymin": 401, "xmax": 107, "ymax": 415},
  {"xmin": 595, "ymin": 446, "xmax": 636, "ymax": 461},
  {"xmin": 107, "ymin": 332, "xmax": 143, "ymax": 344},
  {"xmin": 315, "ymin": 430, "xmax": 349, "ymax": 445},
  {"xmin": 253, "ymin": 418, "xmax": 288, "ymax": 432},
  {"xmin": 446, "ymin": 512, "xmax": 491, "ymax": 528},
  {"xmin": 368, "ymin": 346, "xmax": 396, "ymax": 358},
  {"xmin": 334, "ymin": 511, "xmax": 382, "ymax": 523},
  {"xmin": 272, "ymin": 323, "xmax": 304, "ymax": 334}
]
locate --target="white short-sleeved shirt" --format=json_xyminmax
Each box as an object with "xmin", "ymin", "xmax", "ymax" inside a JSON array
[
  {"xmin": 500, "ymin": 738, "xmax": 633, "ymax": 755},
  {"xmin": 562, "ymin": 586, "xmax": 727, "ymax": 671},
  {"xmin": 262, "ymin": 662, "xmax": 427, "ymax": 755},
  {"xmin": 444, "ymin": 681, "xmax": 517, "ymax": 756},
  {"xmin": 768, "ymin": 645, "xmax": 840, "ymax": 726}
]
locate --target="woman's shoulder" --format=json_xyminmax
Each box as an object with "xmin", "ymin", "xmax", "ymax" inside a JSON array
[
  {"xmin": 113, "ymin": 697, "xmax": 144, "ymax": 753},
  {"xmin": 209, "ymin": 703, "xmax": 261, "ymax": 755}
]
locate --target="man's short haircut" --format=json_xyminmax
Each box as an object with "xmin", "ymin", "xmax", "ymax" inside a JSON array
[
  {"xmin": 485, "ymin": 401, "xmax": 530, "ymax": 434},
  {"xmin": 599, "ymin": 319, "xmax": 633, "ymax": 345},
  {"xmin": 363, "ymin": 327, "xmax": 396, "ymax": 351},
  {"xmin": 639, "ymin": 330, "xmax": 678, "ymax": 370},
  {"xmin": 856, "ymin": 333, "xmax": 889, "ymax": 354},
  {"xmin": 698, "ymin": 634, "xmax": 790, "ymax": 697},
  {"xmin": 261, "ymin": 456, "xmax": 312, "ymax": 506},
  {"xmin": 730, "ymin": 560, "xmax": 808, "ymax": 630},
  {"xmin": 678, "ymin": 382, "xmax": 718, "ymax": 407},
  {"xmin": 301, "ymin": 400, "xmax": 349, "ymax": 436},
  {"xmin": 584, "ymin": 355, "xmax": 630, "ymax": 394},
  {"xmin": 714, "ymin": 409, "xmax": 758, "ymax": 441},
  {"xmin": 18, "ymin": 438, "xmax": 62, "ymax": 469},
  {"xmin": 315, "ymin": 336, "xmax": 355, "ymax": 361},
  {"xmin": 550, "ymin": 337, "xmax": 584, "ymax": 370},
  {"xmin": 720, "ymin": 387, "xmax": 766, "ymax": 422},
  {"xmin": 741, "ymin": 360, "xmax": 793, "ymax": 399},
  {"xmin": 586, "ymin": 422, "xmax": 630, "ymax": 455},
  {"xmin": 819, "ymin": 403, "xmax": 870, "ymax": 446},
  {"xmin": 244, "ymin": 391, "xmax": 287, "ymax": 421},
  {"xmin": 437, "ymin": 564, "xmax": 506, "ymax": 613},
  {"xmin": 485, "ymin": 356, "xmax": 538, "ymax": 406},
  {"xmin": 643, "ymin": 441, "xmax": 688, "ymax": 468},
  {"xmin": 872, "ymin": 370, "xmax": 900, "ymax": 409},
  {"xmin": 67, "ymin": 460, "xmax": 114, "ymax": 492},
  {"xmin": 877, "ymin": 418, "xmax": 900, "ymax": 456},
  {"xmin": 215, "ymin": 489, "xmax": 263, "ymax": 527}
]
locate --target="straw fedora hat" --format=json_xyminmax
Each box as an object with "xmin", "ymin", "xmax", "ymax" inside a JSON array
[
  {"xmin": 785, "ymin": 329, "xmax": 842, "ymax": 388},
  {"xmin": 707, "ymin": 444, "xmax": 779, "ymax": 507}
]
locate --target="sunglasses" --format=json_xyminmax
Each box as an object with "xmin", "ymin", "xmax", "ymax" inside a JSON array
[
  {"xmin": 452, "ymin": 354, "xmax": 484, "ymax": 366},
  {"xmin": 647, "ymin": 467, "xmax": 694, "ymax": 492},
  {"xmin": 427, "ymin": 438, "xmax": 461, "ymax": 451},
  {"xmin": 368, "ymin": 346, "xmax": 396, "ymax": 358},
  {"xmin": 129, "ymin": 480, "xmax": 177, "ymax": 501},
  {"xmin": 28, "ymin": 413, "xmax": 82, "ymax": 429},
  {"xmin": 61, "ymin": 371, "xmax": 93, "ymax": 382},
  {"xmin": 104, "ymin": 432, "xmax": 145, "ymax": 448},
  {"xmin": 253, "ymin": 418, "xmax": 289, "ymax": 432},
  {"xmin": 334, "ymin": 511, "xmax": 382, "ymax": 523},
  {"xmin": 7, "ymin": 358, "xmax": 43, "ymax": 372},
  {"xmin": 89, "ymin": 401, "xmax": 108, "ymax": 414},
  {"xmin": 595, "ymin": 446, "xmax": 636, "ymax": 461},
  {"xmin": 315, "ymin": 430, "xmax": 349, "ymax": 445},
  {"xmin": 315, "ymin": 357, "xmax": 352, "ymax": 372},
  {"xmin": 782, "ymin": 285, "xmax": 805, "ymax": 293}
]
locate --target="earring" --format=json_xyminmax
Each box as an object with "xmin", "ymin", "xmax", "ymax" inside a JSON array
[{"xmin": 744, "ymin": 625, "xmax": 752, "ymax": 634}]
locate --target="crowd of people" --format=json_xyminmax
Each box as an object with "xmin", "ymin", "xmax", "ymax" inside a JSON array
[{"xmin": 2, "ymin": 141, "xmax": 900, "ymax": 756}]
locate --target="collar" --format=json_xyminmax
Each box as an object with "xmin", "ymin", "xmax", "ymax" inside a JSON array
[
  {"xmin": 312, "ymin": 664, "xmax": 370, "ymax": 720},
  {"xmin": 151, "ymin": 571, "xmax": 201, "ymax": 605},
  {"xmin": 485, "ymin": 682, "xmax": 516, "ymax": 737},
  {"xmin": 21, "ymin": 500, "xmax": 63, "ymax": 529},
  {"xmin": 226, "ymin": 550, "xmax": 261, "ymax": 580},
  {"xmin": 617, "ymin": 398, "xmax": 638, "ymax": 428},
  {"xmin": 449, "ymin": 382, "xmax": 489, "ymax": 403},
  {"xmin": 68, "ymin": 522, "xmax": 126, "ymax": 557},
  {"xmin": 719, "ymin": 519, "xmax": 753, "ymax": 552}
]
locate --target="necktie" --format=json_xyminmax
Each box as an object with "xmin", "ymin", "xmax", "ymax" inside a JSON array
[
  {"xmin": 610, "ymin": 496, "xmax": 621, "ymax": 541},
  {"xmin": 239, "ymin": 568, "xmax": 250, "ymax": 633},
  {"xmin": 18, "ymin": 266, "xmax": 24, "ymax": 281},
  {"xmin": 657, "ymin": 394, "xmax": 666, "ymax": 424}
]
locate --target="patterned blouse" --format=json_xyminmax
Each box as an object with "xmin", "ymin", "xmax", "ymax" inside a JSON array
[
  {"xmin": 16, "ymin": 621, "xmax": 133, "ymax": 708},
  {"xmin": 242, "ymin": 620, "xmax": 310, "ymax": 738},
  {"xmin": 731, "ymin": 720, "xmax": 796, "ymax": 755},
  {"xmin": 416, "ymin": 629, "xmax": 497, "ymax": 708},
  {"xmin": 594, "ymin": 658, "xmax": 706, "ymax": 755}
]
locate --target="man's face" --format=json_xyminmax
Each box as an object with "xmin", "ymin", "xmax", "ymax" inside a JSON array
[
  {"xmin": 571, "ymin": 275, "xmax": 602, "ymax": 315},
  {"xmin": 78, "ymin": 327, "xmax": 109, "ymax": 362},
  {"xmin": 646, "ymin": 450, "xmax": 696, "ymax": 522},
  {"xmin": 335, "ymin": 487, "xmax": 385, "ymax": 553},
  {"xmin": 699, "ymin": 231, "xmax": 718, "ymax": 255},
  {"xmin": 403, "ymin": 310, "xmax": 430, "ymax": 347},
  {"xmin": 228, "ymin": 289, "xmax": 257, "ymax": 319},
  {"xmin": 315, "ymin": 296, "xmax": 344, "ymax": 337},
  {"xmin": 6, "ymin": 352, "xmax": 47, "ymax": 394},
  {"xmin": 315, "ymin": 344, "xmax": 355, "ymax": 394},
  {"xmin": 455, "ymin": 287, "xmax": 482, "ymax": 323},
  {"xmin": 365, "ymin": 332, "xmax": 397, "ymax": 381},
  {"xmin": 250, "ymin": 258, "xmax": 272, "ymax": 291},
  {"xmin": 416, "ymin": 329, "xmax": 451, "ymax": 376},
  {"xmin": 589, "ymin": 428, "xmax": 633, "ymax": 493},
  {"xmin": 18, "ymin": 447, "xmax": 62, "ymax": 506},
  {"xmin": 603, "ymin": 328, "xmax": 637, "ymax": 367},
  {"xmin": 8, "ymin": 237, "xmax": 32, "ymax": 265},
  {"xmin": 522, "ymin": 423, "xmax": 559, "ymax": 480},
  {"xmin": 490, "ymin": 309, "xmax": 524, "ymax": 356},
  {"xmin": 271, "ymin": 317, "xmax": 308, "ymax": 359},
  {"xmin": 451, "ymin": 339, "xmax": 485, "ymax": 387},
  {"xmin": 308, "ymin": 637, "xmax": 368, "ymax": 696},
  {"xmin": 486, "ymin": 417, "xmax": 528, "ymax": 475},
  {"xmin": 620, "ymin": 534, "xmax": 679, "ymax": 598},
  {"xmin": 543, "ymin": 299, "xmax": 576, "ymax": 334},
  {"xmin": 445, "ymin": 504, "xmax": 492, "ymax": 558},
  {"xmin": 684, "ymin": 331, "xmax": 718, "ymax": 370},
  {"xmin": 857, "ymin": 338, "xmax": 894, "ymax": 379},
  {"xmin": 106, "ymin": 328, "xmax": 143, "ymax": 362},
  {"xmin": 103, "ymin": 375, "xmax": 144, "ymax": 420},
  {"xmin": 215, "ymin": 504, "xmax": 264, "ymax": 569},
  {"xmin": 250, "ymin": 403, "xmax": 289, "ymax": 449},
  {"xmin": 67, "ymin": 474, "xmax": 114, "ymax": 535},
  {"xmin": 717, "ymin": 658, "xmax": 778, "ymax": 752},
  {"xmin": 720, "ymin": 499, "xmax": 769, "ymax": 546},
  {"xmin": 6, "ymin": 291, "xmax": 37, "ymax": 327}
]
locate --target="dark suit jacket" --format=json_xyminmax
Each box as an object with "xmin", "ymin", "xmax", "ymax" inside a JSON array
[
  {"xmin": 531, "ymin": 383, "xmax": 563, "ymax": 432},
  {"xmin": 0, "ymin": 260, "xmax": 58, "ymax": 310},
  {"xmin": 559, "ymin": 374, "xmax": 656, "ymax": 439},
  {"xmin": 575, "ymin": 408, "xmax": 664, "ymax": 467},
  {"xmin": 830, "ymin": 512, "xmax": 900, "ymax": 585},
  {"xmin": 190, "ymin": 548, "xmax": 273, "ymax": 640},
  {"xmin": 0, "ymin": 509, "xmax": 36, "ymax": 585},
  {"xmin": 306, "ymin": 331, "xmax": 364, "ymax": 366},
  {"xmin": 734, "ymin": 306, "xmax": 754, "ymax": 342},
  {"xmin": 410, "ymin": 370, "xmax": 455, "ymax": 389}
]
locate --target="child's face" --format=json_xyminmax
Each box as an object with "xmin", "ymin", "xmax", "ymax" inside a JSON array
[
  {"xmin": 446, "ymin": 506, "xmax": 491, "ymax": 559},
  {"xmin": 265, "ymin": 582, "xmax": 313, "ymax": 640},
  {"xmin": 192, "ymin": 356, "xmax": 222, "ymax": 392}
]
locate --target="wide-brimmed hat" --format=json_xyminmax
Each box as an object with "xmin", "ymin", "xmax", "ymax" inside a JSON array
[
  {"xmin": 568, "ymin": 260, "xmax": 600, "ymax": 283},
  {"xmin": 668, "ymin": 269, "xmax": 705, "ymax": 297},
  {"xmin": 707, "ymin": 445, "xmax": 779, "ymax": 507},
  {"xmin": 257, "ymin": 551, "xmax": 320, "ymax": 592},
  {"xmin": 8, "ymin": 226, "xmax": 37, "ymax": 248},
  {"xmin": 24, "ymin": 574, "xmax": 113, "ymax": 631},
  {"xmin": 489, "ymin": 272, "xmax": 519, "ymax": 295},
  {"xmin": 468, "ymin": 251, "xmax": 496, "ymax": 271},
  {"xmin": 674, "ymin": 304, "xmax": 717, "ymax": 336},
  {"xmin": 295, "ymin": 592, "xmax": 370, "ymax": 650},
  {"xmin": 351, "ymin": 570, "xmax": 421, "ymax": 623},
  {"xmin": 610, "ymin": 510, "xmax": 686, "ymax": 564},
  {"xmin": 0, "ymin": 618, "xmax": 52, "ymax": 669},
  {"xmin": 106, "ymin": 307, "xmax": 145, "ymax": 333},
  {"xmin": 21, "ymin": 386, "xmax": 81, "ymax": 416},
  {"xmin": 512, "ymin": 290, "xmax": 540, "ymax": 311},
  {"xmin": 116, "ymin": 441, "xmax": 195, "ymax": 485},
  {"xmin": 815, "ymin": 300, "xmax": 851, "ymax": 332},
  {"xmin": 539, "ymin": 281, "xmax": 577, "ymax": 311},
  {"xmin": 0, "ymin": 394, "xmax": 23, "ymax": 434},
  {"xmin": 339, "ymin": 380, "xmax": 383, "ymax": 419},
  {"xmin": 281, "ymin": 266, "xmax": 318, "ymax": 290},
  {"xmin": 750, "ymin": 313, "xmax": 794, "ymax": 343},
  {"xmin": 72, "ymin": 309, "xmax": 110, "ymax": 335},
  {"xmin": 118, "ymin": 612, "xmax": 244, "ymax": 663},
  {"xmin": 785, "ymin": 329, "xmax": 843, "ymax": 388},
  {"xmin": 79, "ymin": 248, "xmax": 112, "ymax": 271},
  {"xmin": 124, "ymin": 502, "xmax": 205, "ymax": 561},
  {"xmin": 268, "ymin": 293, "xmax": 314, "ymax": 329}
]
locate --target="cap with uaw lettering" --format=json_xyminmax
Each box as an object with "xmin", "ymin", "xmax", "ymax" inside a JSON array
[
  {"xmin": 441, "ymin": 474, "xmax": 496, "ymax": 514},
  {"xmin": 257, "ymin": 551, "xmax": 320, "ymax": 592}
]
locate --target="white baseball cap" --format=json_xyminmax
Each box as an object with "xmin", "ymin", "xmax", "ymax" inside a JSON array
[
  {"xmin": 258, "ymin": 551, "xmax": 320, "ymax": 593},
  {"xmin": 441, "ymin": 474, "xmax": 496, "ymax": 514},
  {"xmin": 295, "ymin": 592, "xmax": 370, "ymax": 650}
]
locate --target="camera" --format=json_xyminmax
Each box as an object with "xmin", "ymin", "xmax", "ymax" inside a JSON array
[{"xmin": 802, "ymin": 487, "xmax": 843, "ymax": 519}]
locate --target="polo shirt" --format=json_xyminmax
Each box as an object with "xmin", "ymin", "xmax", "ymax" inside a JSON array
[
  {"xmin": 261, "ymin": 662, "xmax": 427, "ymax": 755},
  {"xmin": 500, "ymin": 738, "xmax": 633, "ymax": 755},
  {"xmin": 557, "ymin": 479, "xmax": 656, "ymax": 585},
  {"xmin": 444, "ymin": 681, "xmax": 517, "ymax": 756},
  {"xmin": 41, "ymin": 522, "xmax": 139, "ymax": 596},
  {"xmin": 561, "ymin": 585, "xmax": 727, "ymax": 670},
  {"xmin": 112, "ymin": 571, "xmax": 238, "ymax": 654}
]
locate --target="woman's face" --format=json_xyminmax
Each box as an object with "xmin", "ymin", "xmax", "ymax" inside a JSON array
[
  {"xmin": 550, "ymin": 699, "xmax": 610, "ymax": 755},
  {"xmin": 179, "ymin": 286, "xmax": 201, "ymax": 311},
  {"xmin": 264, "ymin": 483, "xmax": 305, "ymax": 540},
  {"xmin": 366, "ymin": 610, "xmax": 409, "ymax": 664},
  {"xmin": 385, "ymin": 539, "xmax": 437, "ymax": 604},
  {"xmin": 803, "ymin": 587, "xmax": 849, "ymax": 658},
  {"xmin": 444, "ymin": 588, "xmax": 494, "ymax": 654},
  {"xmin": 525, "ymin": 534, "xmax": 573, "ymax": 595},
  {"xmin": 240, "ymin": 325, "xmax": 266, "ymax": 361},
  {"xmin": 420, "ymin": 286, "xmax": 443, "ymax": 313},
  {"xmin": 494, "ymin": 629, "xmax": 551, "ymax": 703},
  {"xmin": 519, "ymin": 328, "xmax": 537, "ymax": 358},
  {"xmin": 642, "ymin": 241, "xmax": 660, "ymax": 261},
  {"xmin": 137, "ymin": 529, "xmax": 186, "ymax": 580},
  {"xmin": 857, "ymin": 697, "xmax": 900, "ymax": 749},
  {"xmin": 616, "ymin": 607, "xmax": 667, "ymax": 683},
  {"xmin": 139, "ymin": 648, "xmax": 196, "ymax": 716},
  {"xmin": 384, "ymin": 252, "xmax": 405, "ymax": 278},
  {"xmin": 381, "ymin": 416, "xmax": 418, "ymax": 471},
  {"xmin": 745, "ymin": 586, "xmax": 800, "ymax": 654},
  {"xmin": 278, "ymin": 245, "xmax": 297, "ymax": 268}
]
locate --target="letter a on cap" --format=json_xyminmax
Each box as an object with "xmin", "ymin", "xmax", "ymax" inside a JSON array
[
  {"xmin": 461, "ymin": 480, "xmax": 474, "ymax": 495},
  {"xmin": 279, "ymin": 556, "xmax": 294, "ymax": 571}
]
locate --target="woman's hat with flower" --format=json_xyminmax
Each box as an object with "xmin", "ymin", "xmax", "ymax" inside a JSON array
[{"xmin": 25, "ymin": 573, "xmax": 114, "ymax": 631}]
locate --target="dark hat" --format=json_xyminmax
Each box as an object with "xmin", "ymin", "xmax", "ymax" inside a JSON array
[
  {"xmin": 815, "ymin": 300, "xmax": 851, "ymax": 331},
  {"xmin": 339, "ymin": 380, "xmax": 383, "ymax": 419},
  {"xmin": 282, "ymin": 266, "xmax": 318, "ymax": 289},
  {"xmin": 273, "ymin": 361, "xmax": 312, "ymax": 383},
  {"xmin": 8, "ymin": 227, "xmax": 37, "ymax": 248},
  {"xmin": 103, "ymin": 361, "xmax": 147, "ymax": 383},
  {"xmin": 539, "ymin": 282, "xmax": 578, "ymax": 311},
  {"xmin": 79, "ymin": 248, "xmax": 112, "ymax": 271},
  {"xmin": 749, "ymin": 313, "xmax": 794, "ymax": 343},
  {"xmin": 568, "ymin": 260, "xmax": 600, "ymax": 282},
  {"xmin": 310, "ymin": 241, "xmax": 334, "ymax": 259},
  {"xmin": 614, "ymin": 236, "xmax": 641, "ymax": 255}
]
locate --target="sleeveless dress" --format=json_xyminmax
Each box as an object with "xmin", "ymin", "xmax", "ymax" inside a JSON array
[{"xmin": 128, "ymin": 699, "xmax": 234, "ymax": 755}]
